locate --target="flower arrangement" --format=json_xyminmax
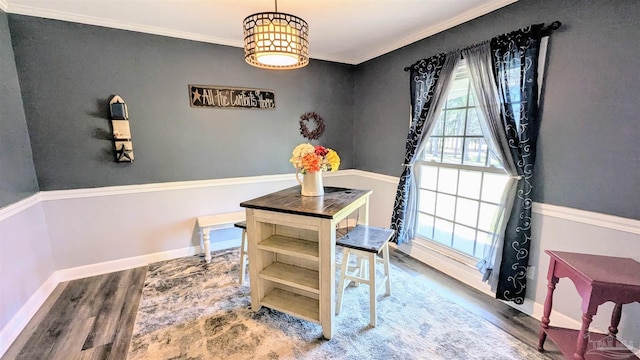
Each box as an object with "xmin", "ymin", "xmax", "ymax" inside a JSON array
[{"xmin": 290, "ymin": 143, "xmax": 340, "ymax": 174}]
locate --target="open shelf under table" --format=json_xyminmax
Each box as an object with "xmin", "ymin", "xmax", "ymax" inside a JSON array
[
  {"xmin": 261, "ymin": 287, "xmax": 320, "ymax": 324},
  {"xmin": 259, "ymin": 262, "xmax": 319, "ymax": 294}
]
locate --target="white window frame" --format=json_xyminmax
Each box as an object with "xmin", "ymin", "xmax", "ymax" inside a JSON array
[{"xmin": 414, "ymin": 60, "xmax": 509, "ymax": 267}]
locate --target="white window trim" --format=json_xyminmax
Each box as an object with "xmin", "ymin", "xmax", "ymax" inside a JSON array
[{"xmin": 415, "ymin": 60, "xmax": 508, "ymax": 267}]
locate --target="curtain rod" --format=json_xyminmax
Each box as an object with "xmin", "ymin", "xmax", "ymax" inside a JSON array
[{"xmin": 403, "ymin": 20, "xmax": 562, "ymax": 72}]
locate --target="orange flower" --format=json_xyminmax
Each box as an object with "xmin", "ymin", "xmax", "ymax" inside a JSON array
[
  {"xmin": 290, "ymin": 143, "xmax": 340, "ymax": 173},
  {"xmin": 301, "ymin": 153, "xmax": 322, "ymax": 173}
]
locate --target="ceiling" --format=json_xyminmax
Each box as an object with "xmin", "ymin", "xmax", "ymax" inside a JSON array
[{"xmin": 2, "ymin": 0, "xmax": 517, "ymax": 65}]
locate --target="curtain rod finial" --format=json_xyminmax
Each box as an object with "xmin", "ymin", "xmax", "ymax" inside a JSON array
[{"xmin": 541, "ymin": 20, "xmax": 562, "ymax": 36}]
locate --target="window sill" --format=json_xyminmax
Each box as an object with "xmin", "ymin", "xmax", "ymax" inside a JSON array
[
  {"xmin": 413, "ymin": 235, "xmax": 480, "ymax": 269},
  {"xmin": 393, "ymin": 237, "xmax": 494, "ymax": 298}
]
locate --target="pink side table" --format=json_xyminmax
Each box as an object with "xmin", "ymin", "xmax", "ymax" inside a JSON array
[{"xmin": 538, "ymin": 250, "xmax": 640, "ymax": 360}]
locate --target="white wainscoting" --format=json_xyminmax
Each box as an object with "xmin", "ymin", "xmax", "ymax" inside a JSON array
[
  {"xmin": 1, "ymin": 169, "xmax": 639, "ymax": 357},
  {"xmin": 0, "ymin": 196, "xmax": 55, "ymax": 356}
]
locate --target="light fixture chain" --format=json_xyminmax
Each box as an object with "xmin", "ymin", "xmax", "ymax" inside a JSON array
[{"xmin": 274, "ymin": 0, "xmax": 278, "ymax": 12}]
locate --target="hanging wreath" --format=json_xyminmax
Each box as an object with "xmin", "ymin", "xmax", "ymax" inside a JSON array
[{"xmin": 299, "ymin": 111, "xmax": 325, "ymax": 140}]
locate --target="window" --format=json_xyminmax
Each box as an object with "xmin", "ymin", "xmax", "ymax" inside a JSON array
[{"xmin": 416, "ymin": 60, "xmax": 509, "ymax": 264}]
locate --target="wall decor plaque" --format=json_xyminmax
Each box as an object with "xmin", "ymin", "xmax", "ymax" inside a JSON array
[{"xmin": 189, "ymin": 85, "xmax": 275, "ymax": 110}]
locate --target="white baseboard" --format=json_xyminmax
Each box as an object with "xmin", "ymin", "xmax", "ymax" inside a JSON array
[
  {"xmin": 54, "ymin": 238, "xmax": 242, "ymax": 283},
  {"xmin": 54, "ymin": 245, "xmax": 200, "ymax": 282},
  {"xmin": 0, "ymin": 273, "xmax": 58, "ymax": 357}
]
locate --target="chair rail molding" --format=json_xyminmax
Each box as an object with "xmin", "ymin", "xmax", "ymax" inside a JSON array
[
  {"xmin": 2, "ymin": 170, "xmax": 637, "ymax": 234},
  {"xmin": 0, "ymin": 193, "xmax": 41, "ymax": 221},
  {"xmin": 531, "ymin": 202, "xmax": 640, "ymax": 235}
]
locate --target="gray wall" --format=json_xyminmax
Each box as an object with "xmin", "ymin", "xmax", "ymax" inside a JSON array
[
  {"xmin": 0, "ymin": 10, "xmax": 38, "ymax": 208},
  {"xmin": 354, "ymin": 0, "xmax": 640, "ymax": 220},
  {"xmin": 8, "ymin": 16, "xmax": 354, "ymax": 191},
  {"xmin": 5, "ymin": 1, "xmax": 640, "ymax": 219}
]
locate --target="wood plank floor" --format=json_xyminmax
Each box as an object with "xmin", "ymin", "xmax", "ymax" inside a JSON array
[
  {"xmin": 2, "ymin": 250, "xmax": 562, "ymax": 359},
  {"xmin": 389, "ymin": 250, "xmax": 563, "ymax": 359},
  {"xmin": 2, "ymin": 266, "xmax": 147, "ymax": 360}
]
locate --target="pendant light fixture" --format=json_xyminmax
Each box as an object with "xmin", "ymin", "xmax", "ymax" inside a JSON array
[{"xmin": 243, "ymin": 0, "xmax": 309, "ymax": 70}]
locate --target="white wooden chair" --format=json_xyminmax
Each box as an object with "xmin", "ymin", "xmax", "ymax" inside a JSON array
[{"xmin": 335, "ymin": 225, "xmax": 394, "ymax": 327}]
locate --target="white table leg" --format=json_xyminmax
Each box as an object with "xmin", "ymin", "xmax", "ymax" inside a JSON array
[
  {"xmin": 239, "ymin": 229, "xmax": 247, "ymax": 284},
  {"xmin": 320, "ymin": 219, "xmax": 335, "ymax": 339}
]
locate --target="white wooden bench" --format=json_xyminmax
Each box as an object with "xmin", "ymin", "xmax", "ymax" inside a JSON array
[{"xmin": 197, "ymin": 211, "xmax": 245, "ymax": 263}]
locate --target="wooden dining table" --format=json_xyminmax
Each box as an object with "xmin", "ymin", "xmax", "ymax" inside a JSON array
[{"xmin": 240, "ymin": 186, "xmax": 372, "ymax": 339}]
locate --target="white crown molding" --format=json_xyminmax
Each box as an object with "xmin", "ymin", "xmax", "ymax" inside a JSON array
[
  {"xmin": 6, "ymin": 4, "xmax": 243, "ymax": 48},
  {"xmin": 4, "ymin": 2, "xmax": 344, "ymax": 64},
  {"xmin": 350, "ymin": 0, "xmax": 519, "ymax": 65},
  {"xmin": 307, "ymin": 52, "xmax": 356, "ymax": 66},
  {"xmin": 5, "ymin": 1, "xmax": 518, "ymax": 66}
]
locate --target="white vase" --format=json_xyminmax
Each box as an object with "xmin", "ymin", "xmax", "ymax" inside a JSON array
[{"xmin": 296, "ymin": 170, "xmax": 324, "ymax": 196}]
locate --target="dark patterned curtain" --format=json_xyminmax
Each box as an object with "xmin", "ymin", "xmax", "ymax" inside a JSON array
[
  {"xmin": 391, "ymin": 53, "xmax": 458, "ymax": 244},
  {"xmin": 490, "ymin": 24, "xmax": 545, "ymax": 304}
]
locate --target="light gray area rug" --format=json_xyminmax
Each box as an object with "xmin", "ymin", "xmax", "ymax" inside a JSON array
[{"xmin": 127, "ymin": 248, "xmax": 549, "ymax": 360}]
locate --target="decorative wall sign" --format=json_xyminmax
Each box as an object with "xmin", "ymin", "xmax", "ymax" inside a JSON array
[
  {"xmin": 189, "ymin": 85, "xmax": 275, "ymax": 109},
  {"xmin": 109, "ymin": 95, "xmax": 134, "ymax": 163}
]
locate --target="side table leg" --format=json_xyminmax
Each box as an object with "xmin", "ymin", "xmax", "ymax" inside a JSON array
[
  {"xmin": 608, "ymin": 303, "xmax": 622, "ymax": 337},
  {"xmin": 573, "ymin": 313, "xmax": 593, "ymax": 360},
  {"xmin": 538, "ymin": 278, "xmax": 557, "ymax": 351}
]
